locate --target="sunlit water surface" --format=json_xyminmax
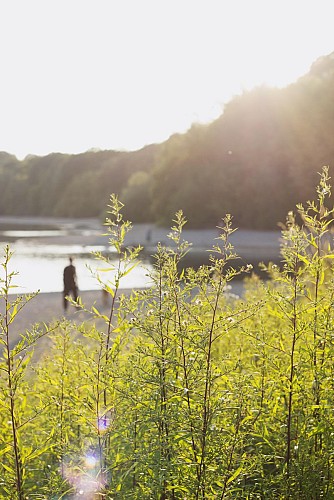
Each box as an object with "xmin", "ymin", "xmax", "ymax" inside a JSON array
[
  {"xmin": 0, "ymin": 222, "xmax": 247, "ymax": 297},
  {"xmin": 0, "ymin": 237, "xmax": 153, "ymax": 294}
]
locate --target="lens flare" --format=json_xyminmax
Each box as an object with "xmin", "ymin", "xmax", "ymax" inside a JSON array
[
  {"xmin": 84, "ymin": 453, "xmax": 98, "ymax": 469},
  {"xmin": 61, "ymin": 450, "xmax": 108, "ymax": 499},
  {"xmin": 97, "ymin": 408, "xmax": 114, "ymax": 433}
]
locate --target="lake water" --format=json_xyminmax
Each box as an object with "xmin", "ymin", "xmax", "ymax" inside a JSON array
[
  {"xmin": 0, "ymin": 217, "xmax": 280, "ymax": 296},
  {"xmin": 0, "ymin": 223, "xmax": 153, "ymax": 294}
]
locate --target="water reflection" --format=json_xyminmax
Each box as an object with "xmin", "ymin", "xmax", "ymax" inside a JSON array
[
  {"xmin": 0, "ymin": 239, "xmax": 152, "ymax": 294},
  {"xmin": 0, "ymin": 251, "xmax": 152, "ymax": 294},
  {"xmin": 2, "ymin": 230, "xmax": 68, "ymax": 238},
  {"xmin": 0, "ymin": 218, "xmax": 280, "ymax": 295}
]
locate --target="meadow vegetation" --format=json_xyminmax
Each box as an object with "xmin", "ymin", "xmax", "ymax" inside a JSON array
[{"xmin": 1, "ymin": 168, "xmax": 334, "ymax": 498}]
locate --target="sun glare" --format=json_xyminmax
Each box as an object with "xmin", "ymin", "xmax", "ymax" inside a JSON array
[{"xmin": 1, "ymin": 1, "xmax": 334, "ymax": 158}]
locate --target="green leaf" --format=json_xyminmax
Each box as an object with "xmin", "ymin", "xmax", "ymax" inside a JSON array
[
  {"xmin": 2, "ymin": 462, "xmax": 14, "ymax": 473},
  {"xmin": 226, "ymin": 466, "xmax": 242, "ymax": 486},
  {"xmin": 240, "ymin": 415, "xmax": 253, "ymax": 426},
  {"xmin": 122, "ymin": 262, "xmax": 139, "ymax": 277},
  {"xmin": 27, "ymin": 443, "xmax": 53, "ymax": 460},
  {"xmin": 297, "ymin": 253, "xmax": 310, "ymax": 265},
  {"xmin": 0, "ymin": 445, "xmax": 12, "ymax": 457}
]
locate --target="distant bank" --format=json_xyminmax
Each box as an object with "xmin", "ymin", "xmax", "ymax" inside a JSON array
[{"xmin": 0, "ymin": 216, "xmax": 282, "ymax": 264}]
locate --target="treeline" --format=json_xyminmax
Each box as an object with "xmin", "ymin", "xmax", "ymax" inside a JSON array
[
  {"xmin": 0, "ymin": 146, "xmax": 158, "ymax": 220},
  {"xmin": 1, "ymin": 51, "xmax": 334, "ymax": 228}
]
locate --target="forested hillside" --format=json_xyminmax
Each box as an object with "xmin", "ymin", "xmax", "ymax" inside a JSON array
[
  {"xmin": 1, "ymin": 51, "xmax": 334, "ymax": 228},
  {"xmin": 0, "ymin": 146, "xmax": 158, "ymax": 220}
]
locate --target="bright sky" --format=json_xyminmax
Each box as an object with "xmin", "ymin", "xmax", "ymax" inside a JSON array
[{"xmin": 0, "ymin": 0, "xmax": 333, "ymax": 160}]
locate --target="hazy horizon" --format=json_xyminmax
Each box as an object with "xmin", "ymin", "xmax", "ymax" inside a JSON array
[{"xmin": 1, "ymin": 0, "xmax": 334, "ymax": 160}]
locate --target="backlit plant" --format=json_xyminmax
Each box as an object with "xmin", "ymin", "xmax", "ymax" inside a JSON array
[{"xmin": 0, "ymin": 168, "xmax": 334, "ymax": 498}]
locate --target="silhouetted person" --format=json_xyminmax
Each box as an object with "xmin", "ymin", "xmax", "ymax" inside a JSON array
[{"xmin": 63, "ymin": 257, "xmax": 78, "ymax": 312}]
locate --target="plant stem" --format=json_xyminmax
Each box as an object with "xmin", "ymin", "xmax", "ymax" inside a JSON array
[
  {"xmin": 286, "ymin": 256, "xmax": 298, "ymax": 495},
  {"xmin": 3, "ymin": 249, "xmax": 24, "ymax": 499},
  {"xmin": 196, "ymin": 274, "xmax": 222, "ymax": 499}
]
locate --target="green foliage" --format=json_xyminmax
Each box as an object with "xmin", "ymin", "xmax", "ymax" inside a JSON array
[
  {"xmin": 0, "ymin": 247, "xmax": 59, "ymax": 498},
  {"xmin": 2, "ymin": 53, "xmax": 334, "ymax": 229},
  {"xmin": 121, "ymin": 171, "xmax": 152, "ymax": 222},
  {"xmin": 0, "ymin": 145, "xmax": 158, "ymax": 219},
  {"xmin": 2, "ymin": 168, "xmax": 334, "ymax": 497}
]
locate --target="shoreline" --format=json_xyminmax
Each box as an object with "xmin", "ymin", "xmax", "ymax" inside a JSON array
[
  {"xmin": 0, "ymin": 216, "xmax": 282, "ymax": 255},
  {"xmin": 1, "ymin": 289, "xmax": 125, "ymax": 349},
  {"xmin": 0, "ymin": 217, "xmax": 280, "ymax": 347},
  {"xmin": 2, "ymin": 279, "xmax": 245, "ymax": 350}
]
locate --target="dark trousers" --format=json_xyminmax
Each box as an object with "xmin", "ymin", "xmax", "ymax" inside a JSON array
[{"xmin": 63, "ymin": 286, "xmax": 78, "ymax": 311}]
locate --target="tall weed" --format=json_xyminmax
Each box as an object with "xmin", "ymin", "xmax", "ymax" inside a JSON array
[{"xmin": 1, "ymin": 169, "xmax": 334, "ymax": 498}]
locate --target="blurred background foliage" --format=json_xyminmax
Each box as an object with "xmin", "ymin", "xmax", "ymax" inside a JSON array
[{"xmin": 1, "ymin": 52, "xmax": 334, "ymax": 229}]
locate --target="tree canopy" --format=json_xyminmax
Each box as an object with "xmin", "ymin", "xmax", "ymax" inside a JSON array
[{"xmin": 1, "ymin": 51, "xmax": 334, "ymax": 229}]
